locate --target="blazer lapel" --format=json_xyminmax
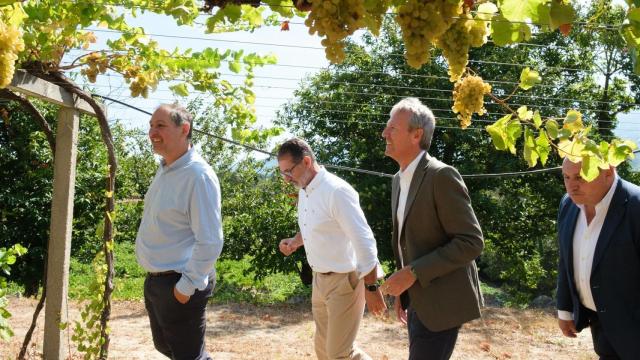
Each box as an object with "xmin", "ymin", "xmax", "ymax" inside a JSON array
[
  {"xmin": 592, "ymin": 179, "xmax": 627, "ymax": 273},
  {"xmin": 390, "ymin": 173, "xmax": 401, "ymax": 267},
  {"xmin": 401, "ymin": 153, "xmax": 430, "ymax": 232},
  {"xmin": 391, "ymin": 174, "xmax": 400, "ymax": 232}
]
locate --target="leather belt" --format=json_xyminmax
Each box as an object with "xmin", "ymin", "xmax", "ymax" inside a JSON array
[
  {"xmin": 147, "ymin": 270, "xmax": 178, "ymax": 277},
  {"xmin": 317, "ymin": 271, "xmax": 336, "ymax": 275}
]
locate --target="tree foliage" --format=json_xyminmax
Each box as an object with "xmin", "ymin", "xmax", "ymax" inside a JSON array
[
  {"xmin": 1, "ymin": 0, "xmax": 638, "ymax": 176},
  {"xmin": 276, "ymin": 17, "xmax": 639, "ymax": 302}
]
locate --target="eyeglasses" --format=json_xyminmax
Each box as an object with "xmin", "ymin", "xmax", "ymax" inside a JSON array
[{"xmin": 280, "ymin": 160, "xmax": 302, "ymax": 178}]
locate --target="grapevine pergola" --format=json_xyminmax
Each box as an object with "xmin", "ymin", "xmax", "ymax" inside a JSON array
[
  {"xmin": 6, "ymin": 70, "xmax": 109, "ymax": 359},
  {"xmin": 1, "ymin": 0, "xmax": 640, "ymax": 359}
]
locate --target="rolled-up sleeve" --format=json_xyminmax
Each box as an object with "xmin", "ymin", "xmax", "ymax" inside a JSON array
[{"xmin": 176, "ymin": 171, "xmax": 224, "ymax": 296}]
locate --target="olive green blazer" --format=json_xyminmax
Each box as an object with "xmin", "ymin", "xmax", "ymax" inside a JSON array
[{"xmin": 391, "ymin": 153, "xmax": 484, "ymax": 331}]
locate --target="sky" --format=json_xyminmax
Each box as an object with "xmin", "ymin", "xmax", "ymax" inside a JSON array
[{"xmin": 61, "ymin": 3, "xmax": 640, "ymax": 168}]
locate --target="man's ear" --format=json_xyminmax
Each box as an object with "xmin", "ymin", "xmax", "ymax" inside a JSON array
[
  {"xmin": 182, "ymin": 122, "xmax": 190, "ymax": 137},
  {"xmin": 412, "ymin": 128, "xmax": 424, "ymax": 145}
]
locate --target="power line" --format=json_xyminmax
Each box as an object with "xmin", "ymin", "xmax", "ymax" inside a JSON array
[
  {"xmin": 79, "ymin": 69, "xmax": 639, "ymax": 108},
  {"xmin": 80, "ymin": 28, "xmax": 604, "ymax": 74},
  {"xmin": 91, "ymin": 93, "xmax": 638, "ymax": 180},
  {"xmin": 29, "ymin": 73, "xmax": 637, "ymax": 132},
  {"xmin": 62, "ymin": 70, "xmax": 638, "ymax": 117}
]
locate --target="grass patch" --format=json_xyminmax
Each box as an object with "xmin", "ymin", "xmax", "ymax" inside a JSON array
[
  {"xmin": 67, "ymin": 242, "xmax": 310, "ymax": 304},
  {"xmin": 213, "ymin": 258, "xmax": 310, "ymax": 305},
  {"xmin": 481, "ymin": 281, "xmax": 513, "ymax": 307}
]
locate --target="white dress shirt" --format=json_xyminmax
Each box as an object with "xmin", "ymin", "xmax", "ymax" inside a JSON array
[
  {"xmin": 558, "ymin": 176, "xmax": 618, "ymax": 320},
  {"xmin": 396, "ymin": 151, "xmax": 426, "ymax": 267},
  {"xmin": 136, "ymin": 147, "xmax": 224, "ymax": 296},
  {"xmin": 298, "ymin": 168, "xmax": 381, "ymax": 278}
]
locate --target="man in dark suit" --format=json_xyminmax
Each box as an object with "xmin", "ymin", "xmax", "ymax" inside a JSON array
[
  {"xmin": 380, "ymin": 97, "xmax": 484, "ymax": 360},
  {"xmin": 557, "ymin": 157, "xmax": 640, "ymax": 359}
]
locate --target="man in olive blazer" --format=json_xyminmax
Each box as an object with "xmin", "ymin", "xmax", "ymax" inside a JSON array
[{"xmin": 381, "ymin": 98, "xmax": 484, "ymax": 360}]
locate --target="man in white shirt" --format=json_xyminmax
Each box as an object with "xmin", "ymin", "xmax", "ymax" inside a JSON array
[
  {"xmin": 557, "ymin": 158, "xmax": 640, "ymax": 359},
  {"xmin": 136, "ymin": 104, "xmax": 223, "ymax": 359},
  {"xmin": 277, "ymin": 137, "xmax": 386, "ymax": 360}
]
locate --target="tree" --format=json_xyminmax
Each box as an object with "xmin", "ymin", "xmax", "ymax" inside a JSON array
[
  {"xmin": 2, "ymin": 0, "xmax": 637, "ymax": 179},
  {"xmin": 276, "ymin": 18, "xmax": 637, "ymax": 302}
]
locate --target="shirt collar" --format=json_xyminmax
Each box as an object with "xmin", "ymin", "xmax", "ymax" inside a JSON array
[
  {"xmin": 399, "ymin": 150, "xmax": 426, "ymax": 182},
  {"xmin": 160, "ymin": 146, "xmax": 194, "ymax": 173},
  {"xmin": 303, "ymin": 166, "xmax": 326, "ymax": 194}
]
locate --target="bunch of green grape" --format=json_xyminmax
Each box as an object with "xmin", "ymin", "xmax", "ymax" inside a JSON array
[
  {"xmin": 362, "ymin": 0, "xmax": 392, "ymax": 36},
  {"xmin": 81, "ymin": 52, "xmax": 109, "ymax": 83},
  {"xmin": 305, "ymin": 0, "xmax": 367, "ymax": 63},
  {"xmin": 396, "ymin": 0, "xmax": 463, "ymax": 69},
  {"xmin": 435, "ymin": 12, "xmax": 489, "ymax": 81},
  {"xmin": 452, "ymin": 74, "xmax": 491, "ymax": 129},
  {"xmin": 0, "ymin": 18, "xmax": 25, "ymax": 88}
]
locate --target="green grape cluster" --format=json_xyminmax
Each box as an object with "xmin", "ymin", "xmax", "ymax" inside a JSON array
[
  {"xmin": 305, "ymin": 0, "xmax": 367, "ymax": 63},
  {"xmin": 396, "ymin": 0, "xmax": 463, "ymax": 69},
  {"xmin": 469, "ymin": 14, "xmax": 491, "ymax": 47},
  {"xmin": 129, "ymin": 72, "xmax": 158, "ymax": 98},
  {"xmin": 362, "ymin": 0, "xmax": 392, "ymax": 36},
  {"xmin": 435, "ymin": 12, "xmax": 488, "ymax": 81},
  {"xmin": 80, "ymin": 52, "xmax": 109, "ymax": 83},
  {"xmin": 452, "ymin": 75, "xmax": 491, "ymax": 129},
  {"xmin": 0, "ymin": 18, "xmax": 25, "ymax": 88}
]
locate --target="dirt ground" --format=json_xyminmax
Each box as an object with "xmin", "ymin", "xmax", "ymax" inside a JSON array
[{"xmin": 1, "ymin": 297, "xmax": 596, "ymax": 360}]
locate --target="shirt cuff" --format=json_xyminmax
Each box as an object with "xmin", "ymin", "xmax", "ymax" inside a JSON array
[
  {"xmin": 558, "ymin": 310, "xmax": 574, "ymax": 321},
  {"xmin": 175, "ymin": 276, "xmax": 196, "ymax": 296}
]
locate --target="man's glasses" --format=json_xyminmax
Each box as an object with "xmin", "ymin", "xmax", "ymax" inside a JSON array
[{"xmin": 280, "ymin": 160, "xmax": 302, "ymax": 178}]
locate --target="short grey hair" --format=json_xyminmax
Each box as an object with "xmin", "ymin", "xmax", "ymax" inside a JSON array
[
  {"xmin": 390, "ymin": 97, "xmax": 436, "ymax": 151},
  {"xmin": 157, "ymin": 103, "xmax": 193, "ymax": 140}
]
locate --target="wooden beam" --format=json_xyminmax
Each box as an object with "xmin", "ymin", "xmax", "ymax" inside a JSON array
[
  {"xmin": 42, "ymin": 107, "xmax": 79, "ymax": 360},
  {"xmin": 8, "ymin": 70, "xmax": 102, "ymax": 116}
]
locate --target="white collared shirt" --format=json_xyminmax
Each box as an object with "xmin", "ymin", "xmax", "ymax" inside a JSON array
[
  {"xmin": 297, "ymin": 168, "xmax": 381, "ymax": 278},
  {"xmin": 396, "ymin": 150, "xmax": 426, "ymax": 267},
  {"xmin": 558, "ymin": 176, "xmax": 618, "ymax": 320}
]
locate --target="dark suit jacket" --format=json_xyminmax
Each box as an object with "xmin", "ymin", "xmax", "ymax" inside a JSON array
[
  {"xmin": 391, "ymin": 153, "xmax": 484, "ymax": 332},
  {"xmin": 557, "ymin": 178, "xmax": 640, "ymax": 359}
]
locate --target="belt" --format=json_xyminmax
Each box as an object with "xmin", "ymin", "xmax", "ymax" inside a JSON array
[{"xmin": 147, "ymin": 270, "xmax": 178, "ymax": 277}]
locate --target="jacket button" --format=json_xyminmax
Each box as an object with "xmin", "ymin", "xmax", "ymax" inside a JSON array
[
  {"xmin": 592, "ymin": 285, "xmax": 599, "ymax": 289},
  {"xmin": 598, "ymin": 308, "xmax": 606, "ymax": 313}
]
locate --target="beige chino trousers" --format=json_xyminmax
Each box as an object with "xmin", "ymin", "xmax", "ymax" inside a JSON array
[{"xmin": 311, "ymin": 271, "xmax": 371, "ymax": 360}]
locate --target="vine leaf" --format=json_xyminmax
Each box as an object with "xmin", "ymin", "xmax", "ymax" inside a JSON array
[
  {"xmin": 563, "ymin": 110, "xmax": 583, "ymax": 133},
  {"xmin": 491, "ymin": 14, "xmax": 532, "ymax": 46},
  {"xmin": 519, "ymin": 67, "xmax": 541, "ymax": 90}
]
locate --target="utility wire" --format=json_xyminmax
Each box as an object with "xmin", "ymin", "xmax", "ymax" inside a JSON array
[
  {"xmin": 60, "ymin": 73, "xmax": 638, "ymax": 117},
  {"xmin": 76, "ymin": 29, "xmax": 602, "ymax": 75},
  {"xmin": 77, "ymin": 69, "xmax": 640, "ymax": 109},
  {"xmin": 91, "ymin": 93, "xmax": 639, "ymax": 180}
]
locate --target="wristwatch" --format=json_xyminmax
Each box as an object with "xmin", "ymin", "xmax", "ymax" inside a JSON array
[{"xmin": 365, "ymin": 283, "xmax": 380, "ymax": 292}]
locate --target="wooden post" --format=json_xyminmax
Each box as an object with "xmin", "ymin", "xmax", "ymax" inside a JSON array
[
  {"xmin": 9, "ymin": 70, "xmax": 102, "ymax": 359},
  {"xmin": 42, "ymin": 108, "xmax": 80, "ymax": 360}
]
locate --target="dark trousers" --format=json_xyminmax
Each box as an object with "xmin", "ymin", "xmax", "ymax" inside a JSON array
[
  {"xmin": 407, "ymin": 307, "xmax": 460, "ymax": 360},
  {"xmin": 144, "ymin": 272, "xmax": 213, "ymax": 360},
  {"xmin": 587, "ymin": 310, "xmax": 621, "ymax": 360}
]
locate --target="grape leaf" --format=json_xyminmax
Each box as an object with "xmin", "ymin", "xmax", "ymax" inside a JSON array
[{"xmin": 519, "ymin": 67, "xmax": 541, "ymax": 90}]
